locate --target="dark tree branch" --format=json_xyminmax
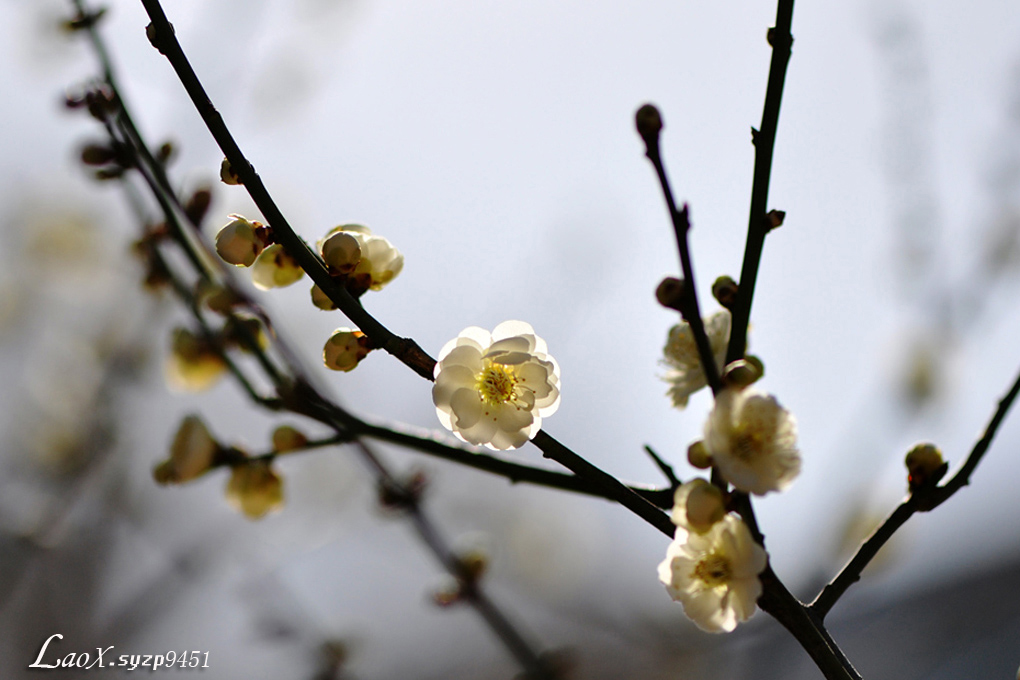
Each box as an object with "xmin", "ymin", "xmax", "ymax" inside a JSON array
[
  {"xmin": 638, "ymin": 107, "xmax": 723, "ymax": 395},
  {"xmin": 725, "ymin": 0, "xmax": 795, "ymax": 365},
  {"xmin": 811, "ymin": 365, "xmax": 1020, "ymax": 619}
]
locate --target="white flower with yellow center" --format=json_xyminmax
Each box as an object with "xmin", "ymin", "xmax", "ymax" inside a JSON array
[
  {"xmin": 432, "ymin": 321, "xmax": 560, "ymax": 450},
  {"xmin": 704, "ymin": 387, "xmax": 800, "ymax": 495},
  {"xmin": 662, "ymin": 310, "xmax": 730, "ymax": 408},
  {"xmin": 657, "ymin": 513, "xmax": 767, "ymax": 633}
]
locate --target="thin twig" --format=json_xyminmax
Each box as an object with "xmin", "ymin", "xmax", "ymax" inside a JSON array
[
  {"xmin": 811, "ymin": 364, "xmax": 1020, "ymax": 619},
  {"xmin": 638, "ymin": 114, "xmax": 722, "ymax": 395},
  {"xmin": 725, "ymin": 0, "xmax": 795, "ymax": 365}
]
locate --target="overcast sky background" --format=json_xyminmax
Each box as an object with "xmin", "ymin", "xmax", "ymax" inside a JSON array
[{"xmin": 2, "ymin": 0, "xmax": 1020, "ymax": 677}]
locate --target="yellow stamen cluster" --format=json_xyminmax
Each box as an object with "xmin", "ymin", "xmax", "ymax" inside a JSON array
[{"xmin": 693, "ymin": 553, "xmax": 732, "ymax": 588}]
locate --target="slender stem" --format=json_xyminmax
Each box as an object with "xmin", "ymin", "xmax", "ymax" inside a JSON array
[
  {"xmin": 811, "ymin": 364, "xmax": 1020, "ymax": 619},
  {"xmin": 725, "ymin": 0, "xmax": 795, "ymax": 365},
  {"xmin": 359, "ymin": 421, "xmax": 674, "ymax": 508},
  {"xmin": 758, "ymin": 569, "xmax": 861, "ymax": 680},
  {"xmin": 641, "ymin": 127, "xmax": 722, "ymax": 394},
  {"xmin": 138, "ymin": 0, "xmax": 434, "ymax": 379},
  {"xmin": 531, "ymin": 431, "xmax": 674, "ymax": 537}
]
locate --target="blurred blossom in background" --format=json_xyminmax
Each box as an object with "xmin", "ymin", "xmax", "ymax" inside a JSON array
[{"xmin": 2, "ymin": 0, "xmax": 1020, "ymax": 677}]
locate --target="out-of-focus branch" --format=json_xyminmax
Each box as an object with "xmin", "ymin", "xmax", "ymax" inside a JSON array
[{"xmin": 811, "ymin": 364, "xmax": 1020, "ymax": 619}]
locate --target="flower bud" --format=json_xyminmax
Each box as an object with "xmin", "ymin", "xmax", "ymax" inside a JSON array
[
  {"xmin": 154, "ymin": 415, "xmax": 220, "ymax": 484},
  {"xmin": 272, "ymin": 425, "xmax": 308, "ymax": 453},
  {"xmin": 250, "ymin": 244, "xmax": 305, "ymax": 289},
  {"xmin": 226, "ymin": 461, "xmax": 284, "ymax": 519},
  {"xmin": 721, "ymin": 359, "xmax": 762, "ymax": 389},
  {"xmin": 215, "ymin": 215, "xmax": 267, "ymax": 267},
  {"xmin": 310, "ymin": 284, "xmax": 338, "ymax": 311},
  {"xmin": 320, "ymin": 231, "xmax": 362, "ymax": 275},
  {"xmin": 222, "ymin": 315, "xmax": 269, "ymax": 353},
  {"xmin": 712, "ymin": 276, "xmax": 739, "ymax": 309},
  {"xmin": 220, "ymin": 157, "xmax": 241, "ymax": 185},
  {"xmin": 323, "ymin": 327, "xmax": 371, "ymax": 371},
  {"xmin": 183, "ymin": 186, "xmax": 212, "ymax": 226},
  {"xmin": 166, "ymin": 327, "xmax": 227, "ymax": 391},
  {"xmin": 905, "ymin": 443, "xmax": 947, "ymax": 492},
  {"xmin": 766, "ymin": 209, "xmax": 786, "ymax": 231},
  {"xmin": 656, "ymin": 276, "xmax": 686, "ymax": 313},
  {"xmin": 687, "ymin": 440, "xmax": 712, "ymax": 469},
  {"xmin": 635, "ymin": 103, "xmax": 663, "ymax": 143},
  {"xmin": 671, "ymin": 479, "xmax": 726, "ymax": 534}
]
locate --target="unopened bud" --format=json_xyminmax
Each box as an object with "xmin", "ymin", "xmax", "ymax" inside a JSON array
[
  {"xmin": 432, "ymin": 577, "xmax": 464, "ymax": 607},
  {"xmin": 215, "ymin": 215, "xmax": 267, "ymax": 267},
  {"xmin": 766, "ymin": 209, "xmax": 786, "ymax": 231},
  {"xmin": 671, "ymin": 479, "xmax": 726, "ymax": 533},
  {"xmin": 635, "ymin": 104, "xmax": 663, "ymax": 144},
  {"xmin": 154, "ymin": 415, "xmax": 220, "ymax": 485},
  {"xmin": 687, "ymin": 440, "xmax": 712, "ymax": 469},
  {"xmin": 711, "ymin": 275, "xmax": 739, "ymax": 309},
  {"xmin": 219, "ymin": 157, "xmax": 241, "ymax": 185},
  {"xmin": 272, "ymin": 425, "xmax": 308, "ymax": 453},
  {"xmin": 156, "ymin": 141, "xmax": 175, "ymax": 165},
  {"xmin": 722, "ymin": 359, "xmax": 761, "ymax": 389},
  {"xmin": 226, "ymin": 461, "xmax": 284, "ymax": 520},
  {"xmin": 320, "ymin": 231, "xmax": 362, "ymax": 275},
  {"xmin": 656, "ymin": 276, "xmax": 686, "ymax": 313},
  {"xmin": 323, "ymin": 327, "xmax": 371, "ymax": 371},
  {"xmin": 905, "ymin": 443, "xmax": 947, "ymax": 492},
  {"xmin": 80, "ymin": 144, "xmax": 117, "ymax": 166},
  {"xmin": 183, "ymin": 186, "xmax": 213, "ymax": 225},
  {"xmin": 250, "ymin": 244, "xmax": 305, "ymax": 289},
  {"xmin": 310, "ymin": 284, "xmax": 338, "ymax": 311}
]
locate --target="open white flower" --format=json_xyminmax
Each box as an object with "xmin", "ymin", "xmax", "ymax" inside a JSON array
[
  {"xmin": 658, "ymin": 513, "xmax": 767, "ymax": 633},
  {"xmin": 432, "ymin": 321, "xmax": 560, "ymax": 450},
  {"xmin": 663, "ymin": 310, "xmax": 730, "ymax": 408},
  {"xmin": 704, "ymin": 387, "xmax": 800, "ymax": 495}
]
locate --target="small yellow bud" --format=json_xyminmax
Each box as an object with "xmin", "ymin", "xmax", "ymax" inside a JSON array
[
  {"xmin": 905, "ymin": 443, "xmax": 946, "ymax": 492},
  {"xmin": 166, "ymin": 327, "xmax": 227, "ymax": 391},
  {"xmin": 220, "ymin": 157, "xmax": 241, "ymax": 185},
  {"xmin": 687, "ymin": 440, "xmax": 712, "ymax": 469},
  {"xmin": 671, "ymin": 479, "xmax": 726, "ymax": 534},
  {"xmin": 323, "ymin": 327, "xmax": 371, "ymax": 371},
  {"xmin": 226, "ymin": 461, "xmax": 284, "ymax": 519},
  {"xmin": 215, "ymin": 215, "xmax": 269, "ymax": 267},
  {"xmin": 272, "ymin": 425, "xmax": 308, "ymax": 453},
  {"xmin": 154, "ymin": 415, "xmax": 220, "ymax": 484},
  {"xmin": 250, "ymin": 244, "xmax": 305, "ymax": 290},
  {"xmin": 721, "ymin": 359, "xmax": 762, "ymax": 389},
  {"xmin": 310, "ymin": 284, "xmax": 338, "ymax": 311},
  {"xmin": 320, "ymin": 231, "xmax": 362, "ymax": 275}
]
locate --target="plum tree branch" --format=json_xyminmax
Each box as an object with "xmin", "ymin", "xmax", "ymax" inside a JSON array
[{"xmin": 811, "ymin": 364, "xmax": 1020, "ymax": 619}]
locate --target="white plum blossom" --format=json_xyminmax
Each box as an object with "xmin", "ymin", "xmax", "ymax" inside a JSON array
[
  {"xmin": 433, "ymin": 321, "xmax": 560, "ymax": 450},
  {"xmin": 663, "ymin": 310, "xmax": 730, "ymax": 408},
  {"xmin": 704, "ymin": 387, "xmax": 800, "ymax": 495},
  {"xmin": 658, "ymin": 513, "xmax": 767, "ymax": 633}
]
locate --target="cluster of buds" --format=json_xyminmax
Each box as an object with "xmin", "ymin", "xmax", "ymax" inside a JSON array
[
  {"xmin": 154, "ymin": 416, "xmax": 303, "ymax": 520},
  {"xmin": 312, "ymin": 224, "xmax": 404, "ymax": 305}
]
